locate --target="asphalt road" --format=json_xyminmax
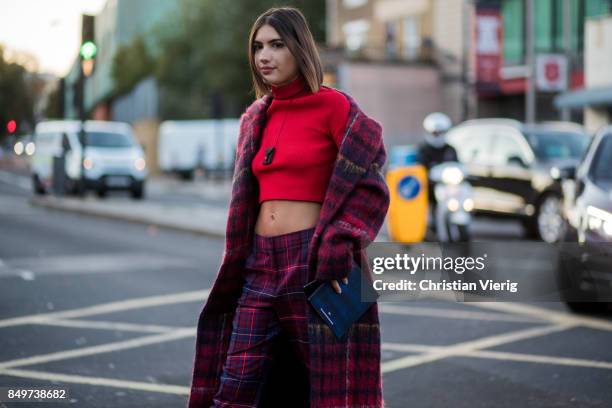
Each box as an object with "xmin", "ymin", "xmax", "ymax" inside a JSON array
[{"xmin": 1, "ymin": 170, "xmax": 612, "ymax": 407}]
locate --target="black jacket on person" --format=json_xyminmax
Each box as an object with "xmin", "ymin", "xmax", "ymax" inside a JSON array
[{"xmin": 417, "ymin": 142, "xmax": 459, "ymax": 170}]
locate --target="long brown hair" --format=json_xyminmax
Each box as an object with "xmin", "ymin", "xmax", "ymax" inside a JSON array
[{"xmin": 248, "ymin": 7, "xmax": 323, "ymax": 98}]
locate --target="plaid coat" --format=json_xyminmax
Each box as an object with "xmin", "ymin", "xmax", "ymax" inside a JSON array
[{"xmin": 189, "ymin": 89, "xmax": 390, "ymax": 408}]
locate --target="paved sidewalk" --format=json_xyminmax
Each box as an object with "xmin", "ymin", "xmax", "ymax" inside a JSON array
[{"xmin": 30, "ymin": 194, "xmax": 229, "ymax": 237}]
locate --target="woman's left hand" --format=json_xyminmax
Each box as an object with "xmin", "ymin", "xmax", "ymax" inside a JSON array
[{"xmin": 330, "ymin": 277, "xmax": 349, "ymax": 294}]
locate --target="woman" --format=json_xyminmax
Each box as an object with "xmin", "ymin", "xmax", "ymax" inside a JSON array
[{"xmin": 189, "ymin": 7, "xmax": 389, "ymax": 408}]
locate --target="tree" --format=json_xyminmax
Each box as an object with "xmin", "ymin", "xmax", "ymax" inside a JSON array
[
  {"xmin": 0, "ymin": 44, "xmax": 35, "ymax": 137},
  {"xmin": 111, "ymin": 36, "xmax": 155, "ymax": 96},
  {"xmin": 154, "ymin": 0, "xmax": 325, "ymax": 119}
]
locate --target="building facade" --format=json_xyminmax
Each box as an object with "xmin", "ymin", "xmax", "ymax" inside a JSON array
[
  {"xmin": 326, "ymin": 0, "xmax": 467, "ymax": 145},
  {"xmin": 326, "ymin": 0, "xmax": 612, "ymax": 141},
  {"xmin": 473, "ymin": 0, "xmax": 612, "ymax": 121},
  {"xmin": 556, "ymin": 15, "xmax": 612, "ymax": 132}
]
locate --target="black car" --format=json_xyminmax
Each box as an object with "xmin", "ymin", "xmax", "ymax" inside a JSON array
[
  {"xmin": 557, "ymin": 127, "xmax": 612, "ymax": 313},
  {"xmin": 446, "ymin": 119, "xmax": 590, "ymax": 243}
]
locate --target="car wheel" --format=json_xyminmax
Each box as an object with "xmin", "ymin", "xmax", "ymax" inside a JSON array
[
  {"xmin": 556, "ymin": 244, "xmax": 609, "ymax": 314},
  {"xmin": 179, "ymin": 169, "xmax": 194, "ymax": 181},
  {"xmin": 130, "ymin": 183, "xmax": 145, "ymax": 200},
  {"xmin": 96, "ymin": 188, "xmax": 107, "ymax": 198},
  {"xmin": 457, "ymin": 225, "xmax": 470, "ymax": 242},
  {"xmin": 32, "ymin": 174, "xmax": 47, "ymax": 195},
  {"xmin": 536, "ymin": 194, "xmax": 564, "ymax": 243}
]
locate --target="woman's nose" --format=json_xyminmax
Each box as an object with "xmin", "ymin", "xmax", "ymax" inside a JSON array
[{"xmin": 258, "ymin": 48, "xmax": 271, "ymax": 63}]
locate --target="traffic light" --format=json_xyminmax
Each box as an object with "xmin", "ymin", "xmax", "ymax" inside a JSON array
[
  {"xmin": 80, "ymin": 41, "xmax": 97, "ymax": 60},
  {"xmin": 6, "ymin": 120, "xmax": 17, "ymax": 134}
]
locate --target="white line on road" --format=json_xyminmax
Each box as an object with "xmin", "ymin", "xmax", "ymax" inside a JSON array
[
  {"xmin": 37, "ymin": 318, "xmax": 189, "ymax": 334},
  {"xmin": 0, "ymin": 252, "xmax": 199, "ymax": 278},
  {"xmin": 0, "ymin": 289, "xmax": 209, "ymax": 329},
  {"xmin": 379, "ymin": 304, "xmax": 544, "ymax": 324},
  {"xmin": 0, "ymin": 336, "xmax": 609, "ymax": 400},
  {"xmin": 0, "ymin": 368, "xmax": 189, "ymax": 395},
  {"xmin": 382, "ymin": 342, "xmax": 612, "ymax": 370},
  {"xmin": 464, "ymin": 301, "xmax": 612, "ymax": 332},
  {"xmin": 461, "ymin": 349, "xmax": 612, "ymax": 370},
  {"xmin": 0, "ymin": 329, "xmax": 195, "ymax": 369},
  {"xmin": 381, "ymin": 323, "xmax": 575, "ymax": 374}
]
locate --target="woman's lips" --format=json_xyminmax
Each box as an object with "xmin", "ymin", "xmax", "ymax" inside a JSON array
[{"xmin": 260, "ymin": 67, "xmax": 274, "ymax": 75}]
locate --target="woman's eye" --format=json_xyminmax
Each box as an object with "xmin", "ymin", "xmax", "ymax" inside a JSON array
[{"xmin": 273, "ymin": 42, "xmax": 284, "ymax": 49}]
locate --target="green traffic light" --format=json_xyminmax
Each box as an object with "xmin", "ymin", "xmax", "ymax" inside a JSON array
[{"xmin": 80, "ymin": 41, "xmax": 97, "ymax": 60}]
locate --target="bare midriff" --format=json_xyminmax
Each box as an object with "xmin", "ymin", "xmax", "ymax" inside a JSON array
[{"xmin": 254, "ymin": 200, "xmax": 321, "ymax": 237}]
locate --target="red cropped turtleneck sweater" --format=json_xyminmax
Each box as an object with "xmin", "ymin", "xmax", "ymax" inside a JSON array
[{"xmin": 252, "ymin": 76, "xmax": 350, "ymax": 203}]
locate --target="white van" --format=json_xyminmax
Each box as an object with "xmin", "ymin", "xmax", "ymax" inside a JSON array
[
  {"xmin": 158, "ymin": 119, "xmax": 239, "ymax": 179},
  {"xmin": 32, "ymin": 120, "xmax": 148, "ymax": 199}
]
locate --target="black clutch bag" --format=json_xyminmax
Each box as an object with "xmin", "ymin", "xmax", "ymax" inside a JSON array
[{"xmin": 304, "ymin": 261, "xmax": 378, "ymax": 340}]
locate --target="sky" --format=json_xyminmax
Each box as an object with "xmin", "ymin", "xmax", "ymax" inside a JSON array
[{"xmin": 0, "ymin": 0, "xmax": 107, "ymax": 77}]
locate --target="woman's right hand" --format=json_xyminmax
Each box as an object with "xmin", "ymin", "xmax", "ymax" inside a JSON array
[{"xmin": 330, "ymin": 277, "xmax": 349, "ymax": 294}]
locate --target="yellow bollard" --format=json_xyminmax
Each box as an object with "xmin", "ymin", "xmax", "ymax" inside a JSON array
[{"xmin": 386, "ymin": 164, "xmax": 429, "ymax": 243}]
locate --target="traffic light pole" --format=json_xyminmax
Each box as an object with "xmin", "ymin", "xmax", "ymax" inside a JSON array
[
  {"xmin": 525, "ymin": 0, "xmax": 536, "ymax": 124},
  {"xmin": 77, "ymin": 65, "xmax": 87, "ymax": 197}
]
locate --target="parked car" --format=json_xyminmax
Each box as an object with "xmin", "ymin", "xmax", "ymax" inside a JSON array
[
  {"xmin": 446, "ymin": 119, "xmax": 590, "ymax": 243},
  {"xmin": 32, "ymin": 120, "xmax": 147, "ymax": 199},
  {"xmin": 158, "ymin": 119, "xmax": 239, "ymax": 180},
  {"xmin": 556, "ymin": 126, "xmax": 612, "ymax": 313}
]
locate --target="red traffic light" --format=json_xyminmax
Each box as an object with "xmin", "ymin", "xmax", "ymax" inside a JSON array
[{"xmin": 7, "ymin": 120, "xmax": 17, "ymax": 134}]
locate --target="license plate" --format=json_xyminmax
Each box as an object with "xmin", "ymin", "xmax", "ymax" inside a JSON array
[{"xmin": 105, "ymin": 176, "xmax": 130, "ymax": 187}]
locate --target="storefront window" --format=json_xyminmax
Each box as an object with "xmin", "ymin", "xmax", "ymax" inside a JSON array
[
  {"xmin": 535, "ymin": 0, "xmax": 553, "ymax": 52},
  {"xmin": 502, "ymin": 0, "xmax": 523, "ymax": 65}
]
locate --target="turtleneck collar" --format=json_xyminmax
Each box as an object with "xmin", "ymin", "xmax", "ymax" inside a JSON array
[{"xmin": 271, "ymin": 75, "xmax": 307, "ymax": 100}]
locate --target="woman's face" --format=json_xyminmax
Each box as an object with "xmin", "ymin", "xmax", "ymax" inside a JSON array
[{"xmin": 253, "ymin": 24, "xmax": 299, "ymax": 87}]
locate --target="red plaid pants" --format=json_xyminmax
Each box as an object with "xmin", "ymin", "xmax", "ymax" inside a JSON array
[{"xmin": 212, "ymin": 227, "xmax": 314, "ymax": 408}]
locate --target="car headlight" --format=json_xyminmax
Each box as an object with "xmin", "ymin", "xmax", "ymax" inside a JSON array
[
  {"xmin": 134, "ymin": 158, "xmax": 146, "ymax": 171},
  {"xmin": 463, "ymin": 198, "xmax": 474, "ymax": 212},
  {"xmin": 441, "ymin": 167, "xmax": 464, "ymax": 185},
  {"xmin": 83, "ymin": 157, "xmax": 94, "ymax": 170},
  {"xmin": 447, "ymin": 198, "xmax": 460, "ymax": 212},
  {"xmin": 14, "ymin": 142, "xmax": 24, "ymax": 156},
  {"xmin": 25, "ymin": 142, "xmax": 35, "ymax": 156},
  {"xmin": 586, "ymin": 206, "xmax": 612, "ymax": 237}
]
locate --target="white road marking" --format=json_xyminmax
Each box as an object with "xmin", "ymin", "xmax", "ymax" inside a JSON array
[
  {"xmin": 37, "ymin": 318, "xmax": 189, "ymax": 334},
  {"xmin": 462, "ymin": 349, "xmax": 612, "ymax": 370},
  {"xmin": 0, "ymin": 252, "xmax": 199, "ymax": 278},
  {"xmin": 383, "ymin": 342, "xmax": 441, "ymax": 353},
  {"xmin": 381, "ymin": 323, "xmax": 575, "ymax": 373},
  {"xmin": 382, "ymin": 342, "xmax": 612, "ymax": 370},
  {"xmin": 0, "ymin": 368, "xmax": 189, "ymax": 395},
  {"xmin": 464, "ymin": 301, "xmax": 612, "ymax": 332},
  {"xmin": 0, "ymin": 287, "xmax": 610, "ymax": 397},
  {"xmin": 0, "ymin": 335, "xmax": 607, "ymax": 399},
  {"xmin": 0, "ymin": 289, "xmax": 209, "ymax": 328},
  {"xmin": 17, "ymin": 270, "xmax": 35, "ymax": 280},
  {"xmin": 379, "ymin": 304, "xmax": 544, "ymax": 323},
  {"xmin": 0, "ymin": 329, "xmax": 195, "ymax": 369}
]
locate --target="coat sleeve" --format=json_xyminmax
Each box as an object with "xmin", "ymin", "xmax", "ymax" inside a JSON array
[{"xmin": 314, "ymin": 144, "xmax": 390, "ymax": 281}]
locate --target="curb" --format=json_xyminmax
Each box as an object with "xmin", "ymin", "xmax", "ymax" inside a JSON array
[
  {"xmin": 29, "ymin": 196, "xmax": 227, "ymax": 239},
  {"xmin": 28, "ymin": 196, "xmax": 390, "ymax": 242}
]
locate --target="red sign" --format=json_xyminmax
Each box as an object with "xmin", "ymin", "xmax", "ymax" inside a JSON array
[
  {"xmin": 536, "ymin": 54, "xmax": 568, "ymax": 92},
  {"xmin": 475, "ymin": 8, "xmax": 502, "ymax": 96}
]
